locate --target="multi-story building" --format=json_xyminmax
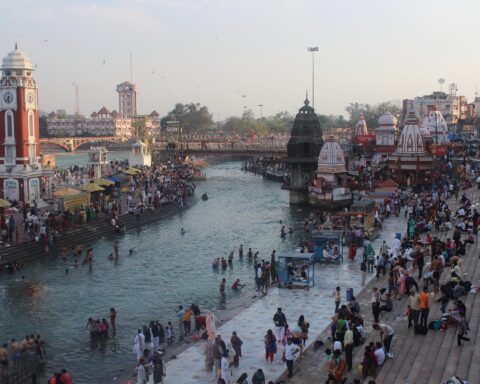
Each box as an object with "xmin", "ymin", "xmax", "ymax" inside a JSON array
[
  {"xmin": 405, "ymin": 90, "xmax": 469, "ymax": 127},
  {"xmin": 0, "ymin": 44, "xmax": 53, "ymax": 203},
  {"xmin": 47, "ymin": 81, "xmax": 161, "ymax": 138},
  {"xmin": 47, "ymin": 107, "xmax": 133, "ymax": 138},
  {"xmin": 116, "ymin": 81, "xmax": 138, "ymax": 117}
]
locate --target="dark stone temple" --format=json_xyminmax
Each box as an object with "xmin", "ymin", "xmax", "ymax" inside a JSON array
[{"xmin": 284, "ymin": 96, "xmax": 323, "ymax": 204}]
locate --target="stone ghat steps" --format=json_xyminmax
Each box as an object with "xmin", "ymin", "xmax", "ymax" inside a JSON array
[
  {"xmin": 376, "ymin": 241, "xmax": 479, "ymax": 384},
  {"xmin": 375, "ymin": 210, "xmax": 480, "ymax": 382},
  {"xmin": 0, "ymin": 199, "xmax": 197, "ymax": 270},
  {"xmin": 279, "ymin": 189, "xmax": 478, "ymax": 384}
]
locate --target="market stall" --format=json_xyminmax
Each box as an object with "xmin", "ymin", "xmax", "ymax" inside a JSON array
[
  {"xmin": 277, "ymin": 252, "xmax": 315, "ymax": 289},
  {"xmin": 310, "ymin": 229, "xmax": 344, "ymax": 263}
]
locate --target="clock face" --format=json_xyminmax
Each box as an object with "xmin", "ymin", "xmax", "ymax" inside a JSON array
[
  {"xmin": 3, "ymin": 91, "xmax": 13, "ymax": 104},
  {"xmin": 27, "ymin": 92, "xmax": 34, "ymax": 104}
]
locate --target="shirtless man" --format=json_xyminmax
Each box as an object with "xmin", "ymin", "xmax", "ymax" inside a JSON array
[
  {"xmin": 113, "ymin": 240, "xmax": 119, "ymax": 260},
  {"xmin": 0, "ymin": 343, "xmax": 8, "ymax": 376},
  {"xmin": 11, "ymin": 339, "xmax": 21, "ymax": 367},
  {"xmin": 19, "ymin": 336, "xmax": 30, "ymax": 355}
]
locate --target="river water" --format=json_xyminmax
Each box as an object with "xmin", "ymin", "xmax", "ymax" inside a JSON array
[{"xmin": 1, "ymin": 161, "xmax": 311, "ymax": 383}]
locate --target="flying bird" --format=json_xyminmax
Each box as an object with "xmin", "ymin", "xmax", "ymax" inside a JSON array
[
  {"xmin": 102, "ymin": 59, "xmax": 106, "ymax": 65},
  {"xmin": 43, "ymin": 40, "xmax": 48, "ymax": 42}
]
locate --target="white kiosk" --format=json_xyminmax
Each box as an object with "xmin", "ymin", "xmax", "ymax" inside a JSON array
[
  {"xmin": 130, "ymin": 141, "xmax": 151, "ymax": 167},
  {"xmin": 88, "ymin": 146, "xmax": 109, "ymax": 178}
]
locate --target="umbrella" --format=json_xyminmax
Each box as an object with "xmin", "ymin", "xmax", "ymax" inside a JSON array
[
  {"xmin": 81, "ymin": 183, "xmax": 105, "ymax": 192},
  {"xmin": 93, "ymin": 178, "xmax": 115, "ymax": 186},
  {"xmin": 0, "ymin": 199, "xmax": 11, "ymax": 208},
  {"xmin": 123, "ymin": 168, "xmax": 140, "ymax": 175},
  {"xmin": 53, "ymin": 187, "xmax": 81, "ymax": 197}
]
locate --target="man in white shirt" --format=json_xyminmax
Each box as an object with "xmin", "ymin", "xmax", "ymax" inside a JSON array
[
  {"xmin": 373, "ymin": 323, "xmax": 395, "ymax": 358},
  {"xmin": 283, "ymin": 338, "xmax": 300, "ymax": 378},
  {"xmin": 374, "ymin": 341, "xmax": 385, "ymax": 366}
]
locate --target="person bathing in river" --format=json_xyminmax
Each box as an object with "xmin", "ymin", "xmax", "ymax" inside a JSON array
[
  {"xmin": 221, "ymin": 257, "xmax": 228, "ymax": 270},
  {"xmin": 239, "ymin": 244, "xmax": 244, "ymax": 258},
  {"xmin": 180, "ymin": 228, "xmax": 186, "ymax": 235},
  {"xmin": 228, "ymin": 251, "xmax": 234, "ymax": 265},
  {"xmin": 212, "ymin": 258, "xmax": 220, "ymax": 270},
  {"xmin": 247, "ymin": 248, "xmax": 253, "ymax": 259},
  {"xmin": 231, "ymin": 279, "xmax": 245, "ymax": 290},
  {"xmin": 113, "ymin": 240, "xmax": 119, "ymax": 260}
]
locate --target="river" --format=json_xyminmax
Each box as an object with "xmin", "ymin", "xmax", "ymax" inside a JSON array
[{"xmin": 1, "ymin": 161, "xmax": 311, "ymax": 383}]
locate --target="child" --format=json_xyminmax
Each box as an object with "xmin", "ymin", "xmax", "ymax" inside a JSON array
[
  {"xmin": 166, "ymin": 321, "xmax": 175, "ymax": 344},
  {"xmin": 334, "ymin": 287, "xmax": 341, "ymax": 313},
  {"xmin": 457, "ymin": 314, "xmax": 470, "ymax": 346}
]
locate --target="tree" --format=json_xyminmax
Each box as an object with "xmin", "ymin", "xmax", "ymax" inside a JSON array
[
  {"xmin": 345, "ymin": 100, "xmax": 402, "ymax": 130},
  {"xmin": 161, "ymin": 103, "xmax": 214, "ymax": 134}
]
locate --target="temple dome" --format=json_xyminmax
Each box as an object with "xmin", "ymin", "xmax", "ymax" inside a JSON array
[
  {"xmin": 2, "ymin": 43, "xmax": 33, "ymax": 71},
  {"xmin": 355, "ymin": 113, "xmax": 368, "ymax": 136},
  {"xmin": 317, "ymin": 136, "xmax": 347, "ymax": 173},
  {"xmin": 396, "ymin": 110, "xmax": 425, "ymax": 154},
  {"xmin": 378, "ymin": 112, "xmax": 397, "ymax": 128},
  {"xmin": 286, "ymin": 95, "xmax": 323, "ymax": 159}
]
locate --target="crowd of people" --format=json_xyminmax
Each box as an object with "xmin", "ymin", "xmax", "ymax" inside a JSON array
[
  {"xmin": 0, "ymin": 335, "xmax": 48, "ymax": 379},
  {"xmin": 314, "ymin": 170, "xmax": 478, "ymax": 383}
]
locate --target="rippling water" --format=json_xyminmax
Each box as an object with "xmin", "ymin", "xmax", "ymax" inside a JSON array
[
  {"xmin": 54, "ymin": 150, "xmax": 131, "ymax": 169},
  {"xmin": 0, "ymin": 161, "xmax": 309, "ymax": 383}
]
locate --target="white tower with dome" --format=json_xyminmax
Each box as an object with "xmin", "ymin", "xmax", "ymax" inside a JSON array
[{"xmin": 375, "ymin": 112, "xmax": 398, "ymax": 146}]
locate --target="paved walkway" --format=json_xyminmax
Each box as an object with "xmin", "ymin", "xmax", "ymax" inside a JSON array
[
  {"xmin": 153, "ymin": 212, "xmax": 406, "ymax": 383},
  {"xmin": 279, "ymin": 187, "xmax": 480, "ymax": 384}
]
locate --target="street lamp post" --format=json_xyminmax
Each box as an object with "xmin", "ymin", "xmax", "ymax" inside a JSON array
[
  {"xmin": 258, "ymin": 104, "xmax": 264, "ymax": 118},
  {"xmin": 307, "ymin": 47, "xmax": 319, "ymax": 110}
]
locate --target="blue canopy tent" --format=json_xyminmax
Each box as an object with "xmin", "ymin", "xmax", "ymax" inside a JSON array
[
  {"xmin": 277, "ymin": 252, "xmax": 315, "ymax": 289},
  {"xmin": 311, "ymin": 229, "xmax": 344, "ymax": 263}
]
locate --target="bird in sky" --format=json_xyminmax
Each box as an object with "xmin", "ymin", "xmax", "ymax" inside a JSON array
[
  {"xmin": 102, "ymin": 59, "xmax": 106, "ymax": 65},
  {"xmin": 43, "ymin": 39, "xmax": 48, "ymax": 42}
]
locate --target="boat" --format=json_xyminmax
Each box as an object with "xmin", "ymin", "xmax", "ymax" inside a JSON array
[{"xmin": 202, "ymin": 193, "xmax": 208, "ymax": 201}]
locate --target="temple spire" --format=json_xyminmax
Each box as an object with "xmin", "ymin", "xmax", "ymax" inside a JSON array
[{"xmin": 304, "ymin": 90, "xmax": 310, "ymax": 106}]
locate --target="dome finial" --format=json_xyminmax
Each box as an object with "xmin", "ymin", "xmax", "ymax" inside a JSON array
[{"xmin": 304, "ymin": 90, "xmax": 310, "ymax": 106}]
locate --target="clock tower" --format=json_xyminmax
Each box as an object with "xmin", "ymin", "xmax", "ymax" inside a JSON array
[{"xmin": 0, "ymin": 44, "xmax": 52, "ymax": 204}]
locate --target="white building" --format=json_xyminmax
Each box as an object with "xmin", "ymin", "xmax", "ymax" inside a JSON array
[
  {"xmin": 47, "ymin": 107, "xmax": 133, "ymax": 138},
  {"xmin": 309, "ymin": 136, "xmax": 352, "ymax": 208},
  {"xmin": 410, "ymin": 91, "xmax": 468, "ymax": 126},
  {"xmin": 420, "ymin": 108, "xmax": 449, "ymax": 144},
  {"xmin": 130, "ymin": 141, "xmax": 151, "ymax": 167},
  {"xmin": 375, "ymin": 112, "xmax": 398, "ymax": 146}
]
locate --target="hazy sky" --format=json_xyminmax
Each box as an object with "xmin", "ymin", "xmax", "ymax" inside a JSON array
[{"xmin": 2, "ymin": 0, "xmax": 479, "ymax": 119}]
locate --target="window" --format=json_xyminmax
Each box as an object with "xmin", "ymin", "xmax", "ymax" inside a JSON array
[
  {"xmin": 28, "ymin": 111, "xmax": 34, "ymax": 137},
  {"xmin": 28, "ymin": 144, "xmax": 37, "ymax": 164},
  {"xmin": 5, "ymin": 111, "xmax": 13, "ymax": 137}
]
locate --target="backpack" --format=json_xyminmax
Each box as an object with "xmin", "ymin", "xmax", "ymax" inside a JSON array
[{"xmin": 414, "ymin": 324, "xmax": 428, "ymax": 335}]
